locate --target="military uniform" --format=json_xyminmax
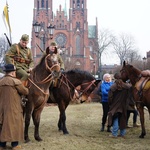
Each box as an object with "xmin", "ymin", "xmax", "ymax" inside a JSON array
[
  {"xmin": 46, "ymin": 42, "xmax": 65, "ymax": 70},
  {"xmin": 5, "ymin": 35, "xmax": 34, "ymax": 81}
]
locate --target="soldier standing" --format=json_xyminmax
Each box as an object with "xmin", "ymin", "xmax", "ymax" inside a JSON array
[{"xmin": 5, "ymin": 34, "xmax": 34, "ymax": 86}]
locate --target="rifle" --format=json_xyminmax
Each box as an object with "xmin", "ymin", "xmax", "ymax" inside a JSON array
[
  {"xmin": 36, "ymin": 43, "xmax": 44, "ymax": 53},
  {"xmin": 4, "ymin": 33, "xmax": 12, "ymax": 47}
]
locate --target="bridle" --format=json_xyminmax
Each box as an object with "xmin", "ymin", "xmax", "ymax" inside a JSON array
[
  {"xmin": 59, "ymin": 74, "xmax": 96, "ymax": 100},
  {"xmin": 78, "ymin": 80, "xmax": 96, "ymax": 96},
  {"xmin": 28, "ymin": 54, "xmax": 60, "ymax": 95},
  {"xmin": 120, "ymin": 67, "xmax": 145, "ymax": 106}
]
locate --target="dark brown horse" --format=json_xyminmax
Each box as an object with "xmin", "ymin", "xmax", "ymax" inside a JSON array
[
  {"xmin": 48, "ymin": 69, "xmax": 100, "ymax": 134},
  {"xmin": 120, "ymin": 61, "xmax": 150, "ymax": 138},
  {"xmin": 24, "ymin": 53, "xmax": 60, "ymax": 142}
]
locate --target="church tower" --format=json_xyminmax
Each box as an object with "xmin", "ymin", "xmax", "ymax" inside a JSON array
[
  {"xmin": 31, "ymin": 0, "xmax": 54, "ymax": 64},
  {"xmin": 68, "ymin": 0, "xmax": 91, "ymax": 70},
  {"xmin": 31, "ymin": 0, "xmax": 98, "ymax": 72}
]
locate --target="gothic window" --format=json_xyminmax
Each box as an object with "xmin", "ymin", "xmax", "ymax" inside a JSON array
[
  {"xmin": 56, "ymin": 20, "xmax": 59, "ymax": 28},
  {"xmin": 73, "ymin": 0, "xmax": 75, "ymax": 8},
  {"xmin": 41, "ymin": 0, "xmax": 44, "ymax": 8},
  {"xmin": 62, "ymin": 20, "xmax": 64, "ymax": 28},
  {"xmin": 76, "ymin": 22, "xmax": 80, "ymax": 29},
  {"xmin": 76, "ymin": 35, "xmax": 81, "ymax": 55},
  {"xmin": 37, "ymin": 0, "xmax": 39, "ymax": 10},
  {"xmin": 77, "ymin": 0, "xmax": 80, "ymax": 8},
  {"xmin": 59, "ymin": 15, "xmax": 62, "ymax": 20},
  {"xmin": 46, "ymin": 0, "xmax": 48, "ymax": 9},
  {"xmin": 82, "ymin": 0, "xmax": 84, "ymax": 8}
]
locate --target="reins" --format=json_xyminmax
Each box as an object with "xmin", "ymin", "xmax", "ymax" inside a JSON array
[
  {"xmin": 58, "ymin": 74, "xmax": 96, "ymax": 100},
  {"xmin": 28, "ymin": 78, "xmax": 49, "ymax": 95},
  {"xmin": 27, "ymin": 54, "xmax": 60, "ymax": 95},
  {"xmin": 78, "ymin": 80, "xmax": 96, "ymax": 96}
]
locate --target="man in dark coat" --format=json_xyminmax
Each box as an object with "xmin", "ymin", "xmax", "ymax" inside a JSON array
[
  {"xmin": 0, "ymin": 64, "xmax": 29, "ymax": 150},
  {"xmin": 108, "ymin": 73, "xmax": 131, "ymax": 138}
]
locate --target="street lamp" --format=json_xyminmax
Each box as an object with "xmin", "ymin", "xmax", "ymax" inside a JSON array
[
  {"xmin": 33, "ymin": 22, "xmax": 55, "ymax": 50},
  {"xmin": 142, "ymin": 57, "xmax": 147, "ymax": 70}
]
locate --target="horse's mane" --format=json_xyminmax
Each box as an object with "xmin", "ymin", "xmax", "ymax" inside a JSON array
[
  {"xmin": 66, "ymin": 69, "xmax": 95, "ymax": 80},
  {"xmin": 126, "ymin": 64, "xmax": 141, "ymax": 74},
  {"xmin": 33, "ymin": 54, "xmax": 46, "ymax": 71}
]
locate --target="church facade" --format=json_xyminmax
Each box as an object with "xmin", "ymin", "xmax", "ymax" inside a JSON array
[{"xmin": 31, "ymin": 0, "xmax": 98, "ymax": 73}]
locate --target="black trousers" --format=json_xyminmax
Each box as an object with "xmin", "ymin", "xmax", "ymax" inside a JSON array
[
  {"xmin": 0, "ymin": 141, "xmax": 18, "ymax": 147},
  {"xmin": 101, "ymin": 102, "xmax": 109, "ymax": 126},
  {"xmin": 127, "ymin": 109, "xmax": 138, "ymax": 124}
]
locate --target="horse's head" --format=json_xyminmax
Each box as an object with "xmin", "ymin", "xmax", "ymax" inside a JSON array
[
  {"xmin": 79, "ymin": 79, "xmax": 101, "ymax": 102},
  {"xmin": 45, "ymin": 54, "xmax": 60, "ymax": 73},
  {"xmin": 120, "ymin": 61, "xmax": 141, "ymax": 85}
]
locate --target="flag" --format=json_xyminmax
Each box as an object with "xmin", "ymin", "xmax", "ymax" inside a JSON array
[{"xmin": 3, "ymin": 2, "xmax": 11, "ymax": 33}]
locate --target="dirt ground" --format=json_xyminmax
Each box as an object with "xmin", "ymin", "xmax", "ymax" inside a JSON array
[{"xmin": 6, "ymin": 103, "xmax": 150, "ymax": 150}]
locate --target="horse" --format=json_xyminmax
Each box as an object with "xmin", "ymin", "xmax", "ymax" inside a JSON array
[
  {"xmin": 120, "ymin": 61, "xmax": 150, "ymax": 138},
  {"xmin": 47, "ymin": 69, "xmax": 101, "ymax": 134},
  {"xmin": 24, "ymin": 53, "xmax": 60, "ymax": 142}
]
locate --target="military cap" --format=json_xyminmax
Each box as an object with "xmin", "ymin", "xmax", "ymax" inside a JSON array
[
  {"xmin": 3, "ymin": 64, "xmax": 16, "ymax": 72},
  {"xmin": 21, "ymin": 34, "xmax": 29, "ymax": 41},
  {"xmin": 50, "ymin": 41, "xmax": 57, "ymax": 46}
]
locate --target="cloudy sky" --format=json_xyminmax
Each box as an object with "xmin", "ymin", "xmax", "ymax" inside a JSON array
[{"xmin": 0, "ymin": 0, "xmax": 150, "ymax": 64}]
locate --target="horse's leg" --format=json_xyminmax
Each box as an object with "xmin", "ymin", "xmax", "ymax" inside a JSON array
[
  {"xmin": 58, "ymin": 101, "xmax": 69, "ymax": 134},
  {"xmin": 24, "ymin": 103, "xmax": 33, "ymax": 143},
  {"xmin": 137, "ymin": 105, "xmax": 146, "ymax": 138},
  {"xmin": 32, "ymin": 106, "xmax": 45, "ymax": 141}
]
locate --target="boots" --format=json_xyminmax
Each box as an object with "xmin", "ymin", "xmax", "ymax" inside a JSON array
[
  {"xmin": 133, "ymin": 123, "xmax": 140, "ymax": 127},
  {"xmin": 107, "ymin": 126, "xmax": 111, "ymax": 132},
  {"xmin": 100, "ymin": 125, "xmax": 105, "ymax": 132}
]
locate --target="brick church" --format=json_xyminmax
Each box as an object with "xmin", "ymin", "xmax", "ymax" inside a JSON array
[{"xmin": 31, "ymin": 0, "xmax": 98, "ymax": 73}]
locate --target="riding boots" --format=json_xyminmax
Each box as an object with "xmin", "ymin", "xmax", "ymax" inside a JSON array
[
  {"xmin": 107, "ymin": 126, "xmax": 111, "ymax": 132},
  {"xmin": 133, "ymin": 123, "xmax": 140, "ymax": 127},
  {"xmin": 100, "ymin": 125, "xmax": 105, "ymax": 132}
]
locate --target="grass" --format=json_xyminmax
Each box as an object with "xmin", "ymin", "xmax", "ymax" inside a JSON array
[{"xmin": 18, "ymin": 103, "xmax": 150, "ymax": 150}]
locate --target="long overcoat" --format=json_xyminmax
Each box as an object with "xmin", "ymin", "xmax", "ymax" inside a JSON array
[
  {"xmin": 0, "ymin": 75, "xmax": 29, "ymax": 142},
  {"xmin": 108, "ymin": 81, "xmax": 131, "ymax": 129}
]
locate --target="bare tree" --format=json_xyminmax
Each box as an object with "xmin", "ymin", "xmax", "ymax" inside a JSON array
[
  {"xmin": 112, "ymin": 33, "xmax": 136, "ymax": 65},
  {"xmin": 95, "ymin": 28, "xmax": 114, "ymax": 79},
  {"xmin": 0, "ymin": 36, "xmax": 9, "ymax": 66},
  {"xmin": 125, "ymin": 49, "xmax": 141, "ymax": 64}
]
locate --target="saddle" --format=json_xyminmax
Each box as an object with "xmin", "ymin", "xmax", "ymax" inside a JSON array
[{"xmin": 135, "ymin": 70, "xmax": 150, "ymax": 91}]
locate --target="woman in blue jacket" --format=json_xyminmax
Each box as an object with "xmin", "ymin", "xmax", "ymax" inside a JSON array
[{"xmin": 99, "ymin": 73, "xmax": 113, "ymax": 132}]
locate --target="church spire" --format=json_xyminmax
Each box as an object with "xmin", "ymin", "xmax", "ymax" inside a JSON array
[{"xmin": 63, "ymin": 0, "xmax": 67, "ymax": 16}]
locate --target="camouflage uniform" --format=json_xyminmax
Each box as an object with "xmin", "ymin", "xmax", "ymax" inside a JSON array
[{"xmin": 5, "ymin": 35, "xmax": 34, "ymax": 81}]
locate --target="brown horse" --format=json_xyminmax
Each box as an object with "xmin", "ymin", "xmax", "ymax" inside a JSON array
[
  {"xmin": 24, "ymin": 53, "xmax": 60, "ymax": 142},
  {"xmin": 47, "ymin": 69, "xmax": 100, "ymax": 134},
  {"xmin": 120, "ymin": 61, "xmax": 150, "ymax": 138}
]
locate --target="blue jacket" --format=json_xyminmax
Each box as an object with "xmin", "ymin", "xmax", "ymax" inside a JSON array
[{"xmin": 100, "ymin": 81, "xmax": 113, "ymax": 103}]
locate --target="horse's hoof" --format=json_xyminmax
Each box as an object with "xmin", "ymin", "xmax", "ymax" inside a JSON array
[
  {"xmin": 35, "ymin": 137, "xmax": 43, "ymax": 142},
  {"xmin": 25, "ymin": 138, "xmax": 30, "ymax": 143},
  {"xmin": 139, "ymin": 135, "xmax": 145, "ymax": 138},
  {"xmin": 63, "ymin": 131, "xmax": 69, "ymax": 135},
  {"xmin": 139, "ymin": 135, "xmax": 144, "ymax": 138}
]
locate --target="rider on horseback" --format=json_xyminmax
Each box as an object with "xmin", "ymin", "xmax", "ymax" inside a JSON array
[
  {"xmin": 5, "ymin": 34, "xmax": 34, "ymax": 87},
  {"xmin": 46, "ymin": 42, "xmax": 64, "ymax": 71},
  {"xmin": 46, "ymin": 42, "xmax": 65, "ymax": 88}
]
